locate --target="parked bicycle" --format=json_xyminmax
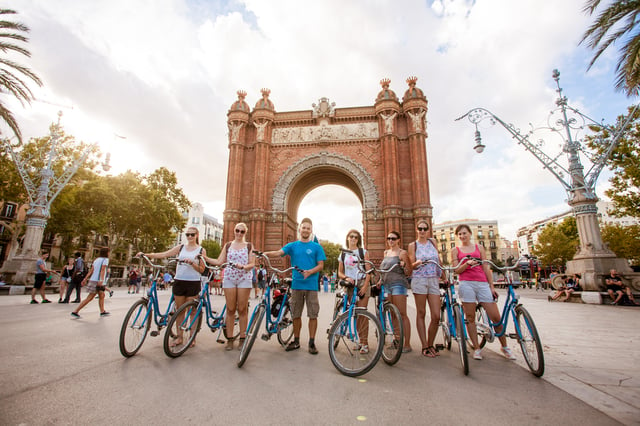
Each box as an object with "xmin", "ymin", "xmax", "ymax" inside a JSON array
[
  {"xmin": 474, "ymin": 257, "xmax": 545, "ymax": 377},
  {"xmin": 163, "ymin": 262, "xmax": 240, "ymax": 358},
  {"xmin": 119, "ymin": 255, "xmax": 177, "ymax": 358},
  {"xmin": 422, "ymin": 259, "xmax": 470, "ymax": 375},
  {"xmin": 327, "ymin": 251, "xmax": 384, "ymax": 377},
  {"xmin": 237, "ymin": 252, "xmax": 297, "ymax": 368}
]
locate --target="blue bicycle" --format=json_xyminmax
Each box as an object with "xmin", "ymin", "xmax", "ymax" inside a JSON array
[
  {"xmin": 474, "ymin": 257, "xmax": 545, "ymax": 377},
  {"xmin": 119, "ymin": 255, "xmax": 177, "ymax": 358},
  {"xmin": 237, "ymin": 252, "xmax": 297, "ymax": 368},
  {"xmin": 423, "ymin": 259, "xmax": 470, "ymax": 375},
  {"xmin": 163, "ymin": 263, "xmax": 240, "ymax": 358}
]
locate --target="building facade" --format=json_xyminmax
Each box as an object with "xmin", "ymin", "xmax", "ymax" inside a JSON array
[
  {"xmin": 516, "ymin": 200, "xmax": 640, "ymax": 256},
  {"xmin": 433, "ymin": 219, "xmax": 502, "ymax": 265},
  {"xmin": 177, "ymin": 202, "xmax": 223, "ymax": 246}
]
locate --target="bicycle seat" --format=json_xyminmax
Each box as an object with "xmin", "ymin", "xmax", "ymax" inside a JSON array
[{"xmin": 439, "ymin": 281, "xmax": 449, "ymax": 289}]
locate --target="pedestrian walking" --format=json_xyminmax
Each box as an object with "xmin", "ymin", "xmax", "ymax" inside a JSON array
[
  {"xmin": 30, "ymin": 252, "xmax": 56, "ymax": 304},
  {"xmin": 70, "ymin": 247, "xmax": 111, "ymax": 318},
  {"xmin": 62, "ymin": 252, "xmax": 85, "ymax": 303},
  {"xmin": 58, "ymin": 257, "xmax": 74, "ymax": 303}
]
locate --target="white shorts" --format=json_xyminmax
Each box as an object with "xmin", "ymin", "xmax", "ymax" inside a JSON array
[
  {"xmin": 411, "ymin": 276, "xmax": 440, "ymax": 295},
  {"xmin": 459, "ymin": 280, "xmax": 494, "ymax": 303},
  {"xmin": 222, "ymin": 277, "xmax": 252, "ymax": 289}
]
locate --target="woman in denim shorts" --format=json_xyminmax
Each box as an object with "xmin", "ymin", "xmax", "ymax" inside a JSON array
[
  {"xmin": 453, "ymin": 224, "xmax": 516, "ymax": 361},
  {"xmin": 379, "ymin": 231, "xmax": 412, "ymax": 353},
  {"xmin": 408, "ymin": 220, "xmax": 444, "ymax": 358}
]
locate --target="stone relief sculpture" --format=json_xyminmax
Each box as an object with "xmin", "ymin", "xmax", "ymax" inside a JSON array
[
  {"xmin": 228, "ymin": 121, "xmax": 244, "ymax": 142},
  {"xmin": 254, "ymin": 120, "xmax": 269, "ymax": 142},
  {"xmin": 379, "ymin": 111, "xmax": 397, "ymax": 134},
  {"xmin": 271, "ymin": 122, "xmax": 379, "ymax": 144},
  {"xmin": 407, "ymin": 109, "xmax": 426, "ymax": 133}
]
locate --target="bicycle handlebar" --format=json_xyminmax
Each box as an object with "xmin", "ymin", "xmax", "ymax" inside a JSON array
[
  {"xmin": 135, "ymin": 254, "xmax": 178, "ymax": 269},
  {"xmin": 252, "ymin": 251, "xmax": 304, "ymax": 275}
]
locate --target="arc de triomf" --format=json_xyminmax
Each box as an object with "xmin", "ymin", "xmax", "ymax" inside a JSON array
[{"xmin": 223, "ymin": 77, "xmax": 432, "ymax": 262}]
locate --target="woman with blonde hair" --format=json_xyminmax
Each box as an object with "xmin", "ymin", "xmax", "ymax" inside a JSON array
[
  {"xmin": 202, "ymin": 222, "xmax": 255, "ymax": 350},
  {"xmin": 136, "ymin": 226, "xmax": 205, "ymax": 347}
]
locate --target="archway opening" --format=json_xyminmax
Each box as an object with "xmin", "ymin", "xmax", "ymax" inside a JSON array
[{"xmin": 297, "ymin": 184, "xmax": 362, "ymax": 245}]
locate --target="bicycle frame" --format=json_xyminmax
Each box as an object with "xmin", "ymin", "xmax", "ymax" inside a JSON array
[
  {"xmin": 138, "ymin": 256, "xmax": 177, "ymax": 329},
  {"xmin": 248, "ymin": 266, "xmax": 292, "ymax": 337}
]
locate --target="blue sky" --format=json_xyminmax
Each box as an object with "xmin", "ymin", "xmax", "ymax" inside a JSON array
[{"xmin": 8, "ymin": 0, "xmax": 636, "ymax": 244}]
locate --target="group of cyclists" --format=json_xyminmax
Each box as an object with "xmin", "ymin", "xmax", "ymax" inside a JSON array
[{"xmin": 136, "ymin": 218, "xmax": 519, "ymax": 363}]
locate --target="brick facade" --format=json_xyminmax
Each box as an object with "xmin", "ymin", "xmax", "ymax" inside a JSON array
[{"xmin": 223, "ymin": 78, "xmax": 433, "ymax": 263}]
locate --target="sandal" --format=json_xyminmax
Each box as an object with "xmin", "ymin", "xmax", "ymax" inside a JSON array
[
  {"xmin": 422, "ymin": 346, "xmax": 439, "ymax": 358},
  {"xmin": 237, "ymin": 337, "xmax": 246, "ymax": 351},
  {"xmin": 169, "ymin": 338, "xmax": 183, "ymax": 348}
]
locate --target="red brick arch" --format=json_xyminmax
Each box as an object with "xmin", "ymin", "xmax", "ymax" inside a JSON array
[{"xmin": 223, "ymin": 79, "xmax": 433, "ymax": 261}]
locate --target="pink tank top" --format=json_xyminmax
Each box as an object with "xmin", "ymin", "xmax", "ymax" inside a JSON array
[{"xmin": 457, "ymin": 245, "xmax": 487, "ymax": 283}]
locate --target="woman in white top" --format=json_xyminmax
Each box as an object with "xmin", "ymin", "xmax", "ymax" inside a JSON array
[
  {"xmin": 202, "ymin": 222, "xmax": 255, "ymax": 350},
  {"xmin": 137, "ymin": 226, "xmax": 205, "ymax": 347},
  {"xmin": 337, "ymin": 229, "xmax": 371, "ymax": 353},
  {"xmin": 71, "ymin": 247, "xmax": 110, "ymax": 318}
]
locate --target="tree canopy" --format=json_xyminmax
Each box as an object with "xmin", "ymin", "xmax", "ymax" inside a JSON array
[
  {"xmin": 585, "ymin": 105, "xmax": 640, "ymax": 219},
  {"xmin": 531, "ymin": 217, "xmax": 579, "ymax": 267},
  {"xmin": 0, "ymin": 9, "xmax": 42, "ymax": 142},
  {"xmin": 581, "ymin": 0, "xmax": 640, "ymax": 96},
  {"xmin": 601, "ymin": 223, "xmax": 640, "ymax": 265}
]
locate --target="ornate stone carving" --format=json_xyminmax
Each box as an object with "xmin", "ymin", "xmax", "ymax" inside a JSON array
[
  {"xmin": 254, "ymin": 119, "xmax": 269, "ymax": 142},
  {"xmin": 379, "ymin": 111, "xmax": 397, "ymax": 134},
  {"xmin": 271, "ymin": 122, "xmax": 378, "ymax": 144},
  {"xmin": 272, "ymin": 152, "xmax": 379, "ymax": 211},
  {"xmin": 228, "ymin": 121, "xmax": 244, "ymax": 142},
  {"xmin": 312, "ymin": 97, "xmax": 336, "ymax": 118},
  {"xmin": 406, "ymin": 109, "xmax": 426, "ymax": 134}
]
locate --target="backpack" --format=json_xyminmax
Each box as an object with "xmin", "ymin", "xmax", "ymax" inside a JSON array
[
  {"xmin": 258, "ymin": 268, "xmax": 265, "ymax": 281},
  {"xmin": 72, "ymin": 257, "xmax": 88, "ymax": 284}
]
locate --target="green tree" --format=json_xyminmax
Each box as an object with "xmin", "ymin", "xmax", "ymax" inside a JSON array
[
  {"xmin": 531, "ymin": 219, "xmax": 579, "ymax": 268},
  {"xmin": 585, "ymin": 106, "xmax": 640, "ymax": 219},
  {"xmin": 581, "ymin": 0, "xmax": 640, "ymax": 96},
  {"xmin": 601, "ymin": 223, "xmax": 640, "ymax": 265},
  {"xmin": 320, "ymin": 240, "xmax": 343, "ymax": 273},
  {"xmin": 201, "ymin": 239, "xmax": 221, "ymax": 259},
  {"xmin": 0, "ymin": 9, "xmax": 43, "ymax": 141}
]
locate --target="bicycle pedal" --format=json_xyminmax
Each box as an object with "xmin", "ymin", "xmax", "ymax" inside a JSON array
[
  {"xmin": 508, "ymin": 333, "xmax": 519, "ymax": 339},
  {"xmin": 150, "ymin": 331, "xmax": 159, "ymax": 337},
  {"xmin": 216, "ymin": 339, "xmax": 225, "ymax": 344},
  {"xmin": 261, "ymin": 333, "xmax": 272, "ymax": 341}
]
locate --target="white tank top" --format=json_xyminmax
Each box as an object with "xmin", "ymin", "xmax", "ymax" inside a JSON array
[{"xmin": 176, "ymin": 245, "xmax": 202, "ymax": 281}]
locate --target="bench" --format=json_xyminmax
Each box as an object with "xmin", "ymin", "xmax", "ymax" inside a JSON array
[
  {"xmin": 0, "ymin": 285, "xmax": 60, "ymax": 295},
  {"xmin": 548, "ymin": 290, "xmax": 639, "ymax": 305}
]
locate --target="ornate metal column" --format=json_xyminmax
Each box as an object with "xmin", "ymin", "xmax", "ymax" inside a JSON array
[
  {"xmin": 1, "ymin": 112, "xmax": 109, "ymax": 285},
  {"xmin": 456, "ymin": 70, "xmax": 639, "ymax": 291}
]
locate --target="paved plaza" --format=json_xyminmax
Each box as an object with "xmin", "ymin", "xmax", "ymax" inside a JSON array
[{"xmin": 0, "ymin": 286, "xmax": 638, "ymax": 425}]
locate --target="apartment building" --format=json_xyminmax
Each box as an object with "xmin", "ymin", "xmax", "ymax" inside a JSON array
[{"xmin": 433, "ymin": 219, "xmax": 502, "ymax": 265}]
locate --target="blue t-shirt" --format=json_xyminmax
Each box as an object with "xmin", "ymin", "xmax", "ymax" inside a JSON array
[{"xmin": 282, "ymin": 240, "xmax": 326, "ymax": 291}]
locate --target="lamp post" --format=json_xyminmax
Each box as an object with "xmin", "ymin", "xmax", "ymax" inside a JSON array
[
  {"xmin": 0, "ymin": 112, "xmax": 110, "ymax": 285},
  {"xmin": 456, "ymin": 70, "xmax": 639, "ymax": 291}
]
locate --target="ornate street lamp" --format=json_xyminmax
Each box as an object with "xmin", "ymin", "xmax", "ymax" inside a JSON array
[
  {"xmin": 1, "ymin": 112, "xmax": 110, "ymax": 285},
  {"xmin": 456, "ymin": 70, "xmax": 639, "ymax": 291}
]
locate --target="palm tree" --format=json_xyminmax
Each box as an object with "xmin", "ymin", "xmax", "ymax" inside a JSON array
[
  {"xmin": 0, "ymin": 8, "xmax": 42, "ymax": 142},
  {"xmin": 581, "ymin": 0, "xmax": 640, "ymax": 97}
]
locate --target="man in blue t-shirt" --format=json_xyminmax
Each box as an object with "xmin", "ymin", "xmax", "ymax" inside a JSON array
[{"xmin": 265, "ymin": 218, "xmax": 326, "ymax": 354}]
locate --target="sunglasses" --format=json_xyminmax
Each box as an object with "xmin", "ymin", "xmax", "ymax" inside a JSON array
[
  {"xmin": 348, "ymin": 235, "xmax": 359, "ymax": 239},
  {"xmin": 185, "ymin": 233, "xmax": 196, "ymax": 237},
  {"xmin": 235, "ymin": 229, "xmax": 246, "ymax": 234},
  {"xmin": 417, "ymin": 227, "xmax": 428, "ymax": 231},
  {"xmin": 387, "ymin": 237, "xmax": 398, "ymax": 241}
]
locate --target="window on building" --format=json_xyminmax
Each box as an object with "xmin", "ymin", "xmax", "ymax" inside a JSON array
[
  {"xmin": 192, "ymin": 217, "xmax": 200, "ymax": 224},
  {"xmin": 489, "ymin": 230, "xmax": 494, "ymax": 238},
  {"xmin": 449, "ymin": 232, "xmax": 454, "ymax": 240},
  {"xmin": 490, "ymin": 241, "xmax": 496, "ymax": 249},
  {"xmin": 479, "ymin": 240, "xmax": 485, "ymax": 247},
  {"xmin": 1, "ymin": 202, "xmax": 17, "ymax": 219},
  {"xmin": 477, "ymin": 230, "xmax": 483, "ymax": 239},
  {"xmin": 450, "ymin": 242, "xmax": 455, "ymax": 249},
  {"xmin": 441, "ymin": 243, "xmax": 446, "ymax": 251}
]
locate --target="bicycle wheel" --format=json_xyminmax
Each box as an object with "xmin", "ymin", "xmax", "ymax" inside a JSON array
[
  {"xmin": 327, "ymin": 309, "xmax": 383, "ymax": 377},
  {"xmin": 440, "ymin": 301, "xmax": 451, "ymax": 351},
  {"xmin": 514, "ymin": 306, "xmax": 545, "ymax": 377},
  {"xmin": 380, "ymin": 303, "xmax": 403, "ymax": 365},
  {"xmin": 453, "ymin": 304, "xmax": 469, "ymax": 376},
  {"xmin": 276, "ymin": 304, "xmax": 294, "ymax": 346},
  {"xmin": 119, "ymin": 299, "xmax": 152, "ymax": 357},
  {"xmin": 238, "ymin": 304, "xmax": 265, "ymax": 368},
  {"xmin": 475, "ymin": 304, "xmax": 494, "ymax": 349},
  {"xmin": 163, "ymin": 301, "xmax": 202, "ymax": 358}
]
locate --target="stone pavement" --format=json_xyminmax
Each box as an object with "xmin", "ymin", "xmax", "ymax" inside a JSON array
[{"xmin": 0, "ymin": 286, "xmax": 638, "ymax": 425}]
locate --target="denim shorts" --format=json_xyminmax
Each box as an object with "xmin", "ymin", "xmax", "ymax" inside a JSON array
[
  {"xmin": 386, "ymin": 282, "xmax": 408, "ymax": 296},
  {"xmin": 459, "ymin": 280, "xmax": 494, "ymax": 303},
  {"xmin": 411, "ymin": 276, "xmax": 439, "ymax": 295}
]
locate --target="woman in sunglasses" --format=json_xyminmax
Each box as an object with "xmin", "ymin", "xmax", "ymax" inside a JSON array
[
  {"xmin": 136, "ymin": 226, "xmax": 205, "ymax": 347},
  {"xmin": 408, "ymin": 220, "xmax": 445, "ymax": 358},
  {"xmin": 202, "ymin": 222, "xmax": 255, "ymax": 350},
  {"xmin": 379, "ymin": 231, "xmax": 412, "ymax": 353},
  {"xmin": 337, "ymin": 229, "xmax": 371, "ymax": 353}
]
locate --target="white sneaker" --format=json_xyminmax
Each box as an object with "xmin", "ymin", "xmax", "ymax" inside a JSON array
[
  {"xmin": 501, "ymin": 346, "xmax": 517, "ymax": 360},
  {"xmin": 473, "ymin": 349, "xmax": 483, "ymax": 360}
]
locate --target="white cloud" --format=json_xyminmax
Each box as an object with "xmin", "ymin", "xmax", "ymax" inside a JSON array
[{"xmin": 11, "ymin": 0, "xmax": 631, "ymax": 245}]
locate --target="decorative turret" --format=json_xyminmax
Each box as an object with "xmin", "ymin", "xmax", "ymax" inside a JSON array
[
  {"xmin": 403, "ymin": 76, "xmax": 426, "ymax": 101},
  {"xmin": 229, "ymin": 90, "xmax": 250, "ymax": 112},
  {"xmin": 376, "ymin": 78, "xmax": 398, "ymax": 102},
  {"xmin": 254, "ymin": 88, "xmax": 275, "ymax": 111}
]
